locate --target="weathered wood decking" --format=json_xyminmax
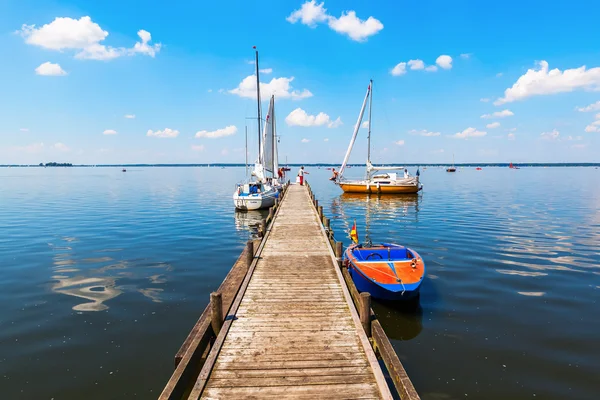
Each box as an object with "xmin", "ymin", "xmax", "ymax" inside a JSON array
[
  {"xmin": 160, "ymin": 182, "xmax": 420, "ymax": 400},
  {"xmin": 194, "ymin": 184, "xmax": 391, "ymax": 399}
]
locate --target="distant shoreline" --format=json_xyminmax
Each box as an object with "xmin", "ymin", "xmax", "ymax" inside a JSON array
[{"xmin": 1, "ymin": 163, "xmax": 599, "ymax": 168}]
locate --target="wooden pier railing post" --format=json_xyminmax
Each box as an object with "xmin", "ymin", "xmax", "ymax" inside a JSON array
[
  {"xmin": 336, "ymin": 242, "xmax": 343, "ymax": 267},
  {"xmin": 210, "ymin": 292, "xmax": 223, "ymax": 336},
  {"xmin": 325, "ymin": 217, "xmax": 330, "ymax": 231},
  {"xmin": 315, "ymin": 199, "xmax": 319, "ymax": 209},
  {"xmin": 260, "ymin": 219, "xmax": 266, "ymax": 236},
  {"xmin": 268, "ymin": 207, "xmax": 274, "ymax": 221},
  {"xmin": 318, "ymin": 206, "xmax": 323, "ymax": 220},
  {"xmin": 246, "ymin": 240, "xmax": 254, "ymax": 268},
  {"xmin": 360, "ymin": 292, "xmax": 371, "ymax": 336}
]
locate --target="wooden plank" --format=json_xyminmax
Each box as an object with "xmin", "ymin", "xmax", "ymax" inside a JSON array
[
  {"xmin": 202, "ymin": 382, "xmax": 380, "ymax": 399},
  {"xmin": 213, "ymin": 359, "xmax": 370, "ymax": 370},
  {"xmin": 210, "ymin": 366, "xmax": 369, "ymax": 379},
  {"xmin": 206, "ymin": 373, "xmax": 375, "ymax": 388}
]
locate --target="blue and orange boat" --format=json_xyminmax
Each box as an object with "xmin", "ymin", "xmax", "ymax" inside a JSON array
[{"xmin": 344, "ymin": 243, "xmax": 426, "ymax": 300}]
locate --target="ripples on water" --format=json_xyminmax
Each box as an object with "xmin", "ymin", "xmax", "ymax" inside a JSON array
[{"xmin": 0, "ymin": 166, "xmax": 598, "ymax": 399}]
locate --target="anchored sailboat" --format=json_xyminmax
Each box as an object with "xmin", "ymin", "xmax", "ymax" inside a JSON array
[
  {"xmin": 446, "ymin": 154, "xmax": 456, "ymax": 172},
  {"xmin": 233, "ymin": 48, "xmax": 279, "ymax": 211},
  {"xmin": 335, "ymin": 80, "xmax": 422, "ymax": 194}
]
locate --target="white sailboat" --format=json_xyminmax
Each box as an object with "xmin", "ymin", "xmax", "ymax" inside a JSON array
[
  {"xmin": 335, "ymin": 80, "xmax": 422, "ymax": 194},
  {"xmin": 233, "ymin": 49, "xmax": 279, "ymax": 211}
]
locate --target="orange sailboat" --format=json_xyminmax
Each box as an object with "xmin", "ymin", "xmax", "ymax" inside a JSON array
[{"xmin": 334, "ymin": 80, "xmax": 422, "ymax": 194}]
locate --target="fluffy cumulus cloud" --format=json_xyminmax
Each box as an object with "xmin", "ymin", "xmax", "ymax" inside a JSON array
[
  {"xmin": 230, "ymin": 75, "xmax": 312, "ymax": 100},
  {"xmin": 436, "ymin": 55, "xmax": 453, "ymax": 70},
  {"xmin": 287, "ymin": 1, "xmax": 383, "ymax": 42},
  {"xmin": 195, "ymin": 125, "xmax": 237, "ymax": 138},
  {"xmin": 124, "ymin": 114, "xmax": 135, "ymax": 119},
  {"xmin": 408, "ymin": 59, "xmax": 425, "ymax": 70},
  {"xmin": 103, "ymin": 129, "xmax": 117, "ymax": 135},
  {"xmin": 486, "ymin": 122, "xmax": 501, "ymax": 129},
  {"xmin": 390, "ymin": 62, "xmax": 406, "ymax": 76},
  {"xmin": 585, "ymin": 113, "xmax": 600, "ymax": 132},
  {"xmin": 395, "ymin": 140, "xmax": 405, "ymax": 146},
  {"xmin": 409, "ymin": 129, "xmax": 441, "ymax": 137},
  {"xmin": 361, "ymin": 121, "xmax": 369, "ymax": 128},
  {"xmin": 540, "ymin": 129, "xmax": 560, "ymax": 140},
  {"xmin": 391, "ymin": 55, "xmax": 451, "ymax": 76},
  {"xmin": 576, "ymin": 101, "xmax": 600, "ymax": 112},
  {"xmin": 495, "ymin": 61, "xmax": 600, "ymax": 105},
  {"xmin": 147, "ymin": 128, "xmax": 179, "ymax": 138},
  {"xmin": 481, "ymin": 109, "xmax": 514, "ymax": 119},
  {"xmin": 18, "ymin": 16, "xmax": 160, "ymax": 61},
  {"xmin": 35, "ymin": 62, "xmax": 66, "ymax": 76},
  {"xmin": 301, "ymin": 138, "xmax": 310, "ymax": 143},
  {"xmin": 285, "ymin": 108, "xmax": 341, "ymax": 128},
  {"xmin": 453, "ymin": 127, "xmax": 487, "ymax": 139}
]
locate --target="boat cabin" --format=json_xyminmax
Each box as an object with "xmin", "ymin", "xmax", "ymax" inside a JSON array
[{"xmin": 239, "ymin": 182, "xmax": 265, "ymax": 196}]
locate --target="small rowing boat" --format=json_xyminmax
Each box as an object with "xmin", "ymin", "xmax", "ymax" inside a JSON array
[{"xmin": 344, "ymin": 243, "xmax": 425, "ymax": 300}]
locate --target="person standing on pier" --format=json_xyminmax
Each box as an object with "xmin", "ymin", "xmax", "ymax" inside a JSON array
[{"xmin": 298, "ymin": 166, "xmax": 308, "ymax": 185}]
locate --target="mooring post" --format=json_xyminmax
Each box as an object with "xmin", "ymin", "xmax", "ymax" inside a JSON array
[
  {"xmin": 315, "ymin": 199, "xmax": 319, "ymax": 209},
  {"xmin": 318, "ymin": 206, "xmax": 323, "ymax": 220},
  {"xmin": 260, "ymin": 219, "xmax": 266, "ymax": 236},
  {"xmin": 336, "ymin": 242, "xmax": 343, "ymax": 267},
  {"xmin": 210, "ymin": 292, "xmax": 223, "ymax": 336},
  {"xmin": 360, "ymin": 292, "xmax": 371, "ymax": 336},
  {"xmin": 325, "ymin": 217, "xmax": 330, "ymax": 230},
  {"xmin": 268, "ymin": 207, "xmax": 274, "ymax": 220},
  {"xmin": 246, "ymin": 240, "xmax": 254, "ymax": 268},
  {"xmin": 275, "ymin": 198, "xmax": 279, "ymax": 207}
]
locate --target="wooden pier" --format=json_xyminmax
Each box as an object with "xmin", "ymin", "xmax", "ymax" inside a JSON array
[{"xmin": 160, "ymin": 183, "xmax": 420, "ymax": 400}]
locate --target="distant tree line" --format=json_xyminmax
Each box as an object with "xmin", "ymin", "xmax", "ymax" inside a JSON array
[{"xmin": 40, "ymin": 162, "xmax": 72, "ymax": 167}]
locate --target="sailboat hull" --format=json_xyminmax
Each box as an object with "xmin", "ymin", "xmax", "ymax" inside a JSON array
[
  {"xmin": 233, "ymin": 191, "xmax": 277, "ymax": 211},
  {"xmin": 338, "ymin": 181, "xmax": 421, "ymax": 194}
]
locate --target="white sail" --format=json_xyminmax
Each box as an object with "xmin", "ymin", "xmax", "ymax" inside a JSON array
[
  {"xmin": 339, "ymin": 83, "xmax": 371, "ymax": 179},
  {"xmin": 273, "ymin": 98, "xmax": 279, "ymax": 176},
  {"xmin": 261, "ymin": 96, "xmax": 275, "ymax": 174}
]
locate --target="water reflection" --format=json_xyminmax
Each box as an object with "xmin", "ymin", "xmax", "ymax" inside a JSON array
[
  {"xmin": 372, "ymin": 299, "xmax": 423, "ymax": 341},
  {"xmin": 234, "ymin": 209, "xmax": 269, "ymax": 239},
  {"xmin": 49, "ymin": 237, "xmax": 170, "ymax": 311}
]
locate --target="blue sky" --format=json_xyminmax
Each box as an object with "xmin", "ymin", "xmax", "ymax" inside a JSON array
[{"xmin": 1, "ymin": 0, "xmax": 599, "ymax": 164}]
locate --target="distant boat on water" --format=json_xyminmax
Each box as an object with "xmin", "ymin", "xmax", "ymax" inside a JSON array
[
  {"xmin": 122, "ymin": 168, "xmax": 126, "ymax": 172},
  {"xmin": 476, "ymin": 167, "xmax": 482, "ymax": 171},
  {"xmin": 446, "ymin": 154, "xmax": 456, "ymax": 172},
  {"xmin": 509, "ymin": 162, "xmax": 520, "ymax": 169}
]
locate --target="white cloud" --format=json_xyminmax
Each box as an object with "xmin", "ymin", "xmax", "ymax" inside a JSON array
[
  {"xmin": 124, "ymin": 114, "xmax": 135, "ymax": 119},
  {"xmin": 287, "ymin": 2, "xmax": 383, "ymax": 42},
  {"xmin": 195, "ymin": 125, "xmax": 237, "ymax": 138},
  {"xmin": 495, "ymin": 61, "xmax": 600, "ymax": 105},
  {"xmin": 285, "ymin": 108, "xmax": 341, "ymax": 128},
  {"xmin": 540, "ymin": 129, "xmax": 560, "ymax": 140},
  {"xmin": 424, "ymin": 65, "xmax": 438, "ymax": 72},
  {"xmin": 409, "ymin": 129, "xmax": 440, "ymax": 137},
  {"xmin": 52, "ymin": 142, "xmax": 70, "ymax": 151},
  {"xmin": 19, "ymin": 17, "xmax": 160, "ymax": 61},
  {"xmin": 301, "ymin": 138, "xmax": 310, "ymax": 143},
  {"xmin": 286, "ymin": 0, "xmax": 329, "ymax": 26},
  {"xmin": 576, "ymin": 101, "xmax": 600, "ymax": 112},
  {"xmin": 260, "ymin": 68, "xmax": 273, "ymax": 74},
  {"xmin": 486, "ymin": 122, "xmax": 501, "ymax": 129},
  {"xmin": 460, "ymin": 53, "xmax": 472, "ymax": 59},
  {"xmin": 453, "ymin": 127, "xmax": 487, "ymax": 139},
  {"xmin": 229, "ymin": 75, "xmax": 312, "ymax": 100},
  {"xmin": 481, "ymin": 109, "xmax": 514, "ymax": 119},
  {"xmin": 508, "ymin": 133, "xmax": 516, "ymax": 140},
  {"xmin": 408, "ymin": 59, "xmax": 425, "ymax": 70},
  {"xmin": 395, "ymin": 140, "xmax": 405, "ymax": 146},
  {"xmin": 567, "ymin": 135, "xmax": 583, "ymax": 141},
  {"xmin": 509, "ymin": 127, "xmax": 517, "ymax": 132},
  {"xmin": 391, "ymin": 62, "xmax": 406, "ymax": 76},
  {"xmin": 218, "ymin": 88, "xmax": 225, "ymax": 93},
  {"xmin": 35, "ymin": 62, "xmax": 66, "ymax": 76},
  {"xmin": 480, "ymin": 98, "xmax": 490, "ymax": 103},
  {"xmin": 584, "ymin": 117, "xmax": 600, "ymax": 133},
  {"xmin": 327, "ymin": 11, "xmax": 384, "ymax": 42},
  {"xmin": 324, "ymin": 138, "xmax": 329, "ymax": 142},
  {"xmin": 103, "ymin": 129, "xmax": 117, "ymax": 135},
  {"xmin": 191, "ymin": 145, "xmax": 205, "ymax": 151},
  {"xmin": 328, "ymin": 117, "xmax": 343, "ymax": 128},
  {"xmin": 361, "ymin": 121, "xmax": 369, "ymax": 128},
  {"xmin": 147, "ymin": 128, "xmax": 179, "ymax": 138},
  {"xmin": 20, "ymin": 128, "xmax": 29, "ymax": 132},
  {"xmin": 436, "ymin": 55, "xmax": 452, "ymax": 70}
]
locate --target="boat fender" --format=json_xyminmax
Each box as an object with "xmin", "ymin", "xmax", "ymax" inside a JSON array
[
  {"xmin": 376, "ymin": 182, "xmax": 380, "ymax": 192},
  {"xmin": 237, "ymin": 187, "xmax": 241, "ymax": 195},
  {"xmin": 411, "ymin": 258, "xmax": 417, "ymax": 268}
]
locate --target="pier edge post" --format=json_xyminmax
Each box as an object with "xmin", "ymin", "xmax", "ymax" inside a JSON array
[
  {"xmin": 315, "ymin": 199, "xmax": 319, "ymax": 209},
  {"xmin": 260, "ymin": 219, "xmax": 266, "ymax": 237},
  {"xmin": 246, "ymin": 240, "xmax": 254, "ymax": 268},
  {"xmin": 210, "ymin": 292, "xmax": 223, "ymax": 336},
  {"xmin": 318, "ymin": 206, "xmax": 323, "ymax": 220},
  {"xmin": 336, "ymin": 242, "xmax": 343, "ymax": 267},
  {"xmin": 360, "ymin": 292, "xmax": 371, "ymax": 336}
]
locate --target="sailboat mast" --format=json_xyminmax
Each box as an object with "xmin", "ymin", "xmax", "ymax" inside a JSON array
[
  {"xmin": 245, "ymin": 126, "xmax": 248, "ymax": 177},
  {"xmin": 272, "ymin": 96, "xmax": 275, "ymax": 175},
  {"xmin": 255, "ymin": 48, "xmax": 262, "ymax": 164},
  {"xmin": 367, "ymin": 80, "xmax": 373, "ymax": 163}
]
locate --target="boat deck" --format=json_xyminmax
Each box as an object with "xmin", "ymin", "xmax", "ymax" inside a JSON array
[{"xmin": 195, "ymin": 184, "xmax": 392, "ymax": 399}]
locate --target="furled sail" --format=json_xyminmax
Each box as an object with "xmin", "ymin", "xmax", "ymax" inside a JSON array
[
  {"xmin": 261, "ymin": 96, "xmax": 275, "ymax": 174},
  {"xmin": 338, "ymin": 83, "xmax": 371, "ymax": 179}
]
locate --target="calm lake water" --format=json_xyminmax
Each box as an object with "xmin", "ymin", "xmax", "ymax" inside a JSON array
[{"xmin": 0, "ymin": 166, "xmax": 598, "ymax": 399}]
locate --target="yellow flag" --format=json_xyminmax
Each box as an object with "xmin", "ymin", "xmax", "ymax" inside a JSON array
[{"xmin": 350, "ymin": 220, "xmax": 359, "ymax": 244}]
